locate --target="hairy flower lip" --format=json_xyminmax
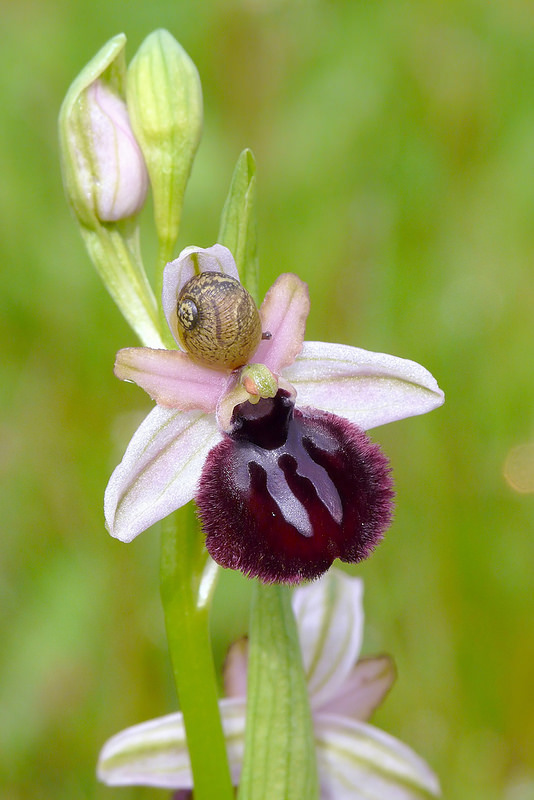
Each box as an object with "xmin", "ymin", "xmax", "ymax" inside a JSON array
[
  {"xmin": 198, "ymin": 392, "xmax": 394, "ymax": 584},
  {"xmin": 105, "ymin": 244, "xmax": 444, "ymax": 552}
]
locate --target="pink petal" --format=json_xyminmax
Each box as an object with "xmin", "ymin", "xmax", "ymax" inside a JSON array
[
  {"xmin": 162, "ymin": 244, "xmax": 240, "ymax": 347},
  {"xmin": 105, "ymin": 406, "xmax": 221, "ymax": 542},
  {"xmin": 292, "ymin": 570, "xmax": 364, "ymax": 710},
  {"xmin": 114, "ymin": 347, "xmax": 226, "ymax": 411},
  {"xmin": 320, "ymin": 656, "xmax": 396, "ymax": 721},
  {"xmin": 284, "ymin": 341, "xmax": 444, "ymax": 430},
  {"xmin": 254, "ymin": 273, "xmax": 310, "ymax": 373}
]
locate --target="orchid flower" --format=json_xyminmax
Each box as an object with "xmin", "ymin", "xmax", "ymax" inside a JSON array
[
  {"xmin": 105, "ymin": 244, "xmax": 443, "ymax": 582},
  {"xmin": 98, "ymin": 569, "xmax": 441, "ymax": 799}
]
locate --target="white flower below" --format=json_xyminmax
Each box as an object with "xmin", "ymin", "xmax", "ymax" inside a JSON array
[{"xmin": 98, "ymin": 570, "xmax": 441, "ymax": 799}]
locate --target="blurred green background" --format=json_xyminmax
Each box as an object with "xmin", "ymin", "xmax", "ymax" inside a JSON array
[{"xmin": 2, "ymin": 0, "xmax": 534, "ymax": 798}]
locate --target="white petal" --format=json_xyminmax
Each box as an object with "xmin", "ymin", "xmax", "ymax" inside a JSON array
[
  {"xmin": 315, "ymin": 714, "xmax": 441, "ymax": 799},
  {"xmin": 284, "ymin": 341, "xmax": 444, "ymax": 430},
  {"xmin": 97, "ymin": 699, "xmax": 246, "ymax": 789},
  {"xmin": 162, "ymin": 244, "xmax": 240, "ymax": 346},
  {"xmin": 104, "ymin": 406, "xmax": 221, "ymax": 542},
  {"xmin": 292, "ymin": 570, "xmax": 364, "ymax": 710},
  {"xmin": 322, "ymin": 656, "xmax": 396, "ymax": 721}
]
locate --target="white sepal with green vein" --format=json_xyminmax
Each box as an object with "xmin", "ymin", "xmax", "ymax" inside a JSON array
[{"xmin": 97, "ymin": 570, "xmax": 440, "ymax": 798}]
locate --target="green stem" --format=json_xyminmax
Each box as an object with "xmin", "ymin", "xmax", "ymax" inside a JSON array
[
  {"xmin": 80, "ymin": 222, "xmax": 164, "ymax": 348},
  {"xmin": 156, "ymin": 238, "xmax": 177, "ymax": 348},
  {"xmin": 160, "ymin": 505, "xmax": 234, "ymax": 800},
  {"xmin": 238, "ymin": 582, "xmax": 320, "ymax": 800}
]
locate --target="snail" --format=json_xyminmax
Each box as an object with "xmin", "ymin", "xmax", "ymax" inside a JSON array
[{"xmin": 176, "ymin": 272, "xmax": 269, "ymax": 370}]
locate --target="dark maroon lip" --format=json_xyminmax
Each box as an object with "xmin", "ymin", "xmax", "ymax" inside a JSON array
[{"xmin": 196, "ymin": 390, "xmax": 394, "ymax": 584}]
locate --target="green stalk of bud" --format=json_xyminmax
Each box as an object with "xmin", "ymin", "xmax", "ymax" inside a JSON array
[
  {"xmin": 58, "ymin": 34, "xmax": 163, "ymax": 348},
  {"xmin": 126, "ymin": 30, "xmax": 203, "ymax": 273}
]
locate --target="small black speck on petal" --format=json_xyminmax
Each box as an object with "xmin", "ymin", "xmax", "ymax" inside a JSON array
[{"xmin": 196, "ymin": 391, "xmax": 394, "ymax": 584}]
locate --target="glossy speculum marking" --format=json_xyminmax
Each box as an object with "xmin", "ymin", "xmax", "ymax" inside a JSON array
[{"xmin": 196, "ymin": 390, "xmax": 394, "ymax": 583}]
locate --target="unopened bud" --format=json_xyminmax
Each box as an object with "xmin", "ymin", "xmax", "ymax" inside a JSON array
[
  {"xmin": 127, "ymin": 29, "xmax": 203, "ymax": 260},
  {"xmin": 81, "ymin": 81, "xmax": 148, "ymax": 222},
  {"xmin": 58, "ymin": 34, "xmax": 163, "ymax": 349},
  {"xmin": 59, "ymin": 33, "xmax": 148, "ymax": 227}
]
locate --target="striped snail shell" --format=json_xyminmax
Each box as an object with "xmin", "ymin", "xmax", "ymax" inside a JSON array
[{"xmin": 176, "ymin": 272, "xmax": 262, "ymax": 370}]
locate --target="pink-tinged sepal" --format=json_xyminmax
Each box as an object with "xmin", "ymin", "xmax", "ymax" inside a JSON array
[
  {"xmin": 196, "ymin": 390, "xmax": 394, "ymax": 583},
  {"xmin": 223, "ymin": 571, "xmax": 397, "ymax": 722},
  {"xmin": 105, "ymin": 406, "xmax": 221, "ymax": 542},
  {"xmin": 284, "ymin": 341, "xmax": 444, "ymax": 430},
  {"xmin": 114, "ymin": 347, "xmax": 227, "ymax": 411},
  {"xmin": 162, "ymin": 244, "xmax": 240, "ymax": 347}
]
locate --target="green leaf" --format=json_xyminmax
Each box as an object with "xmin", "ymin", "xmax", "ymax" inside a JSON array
[
  {"xmin": 238, "ymin": 583, "xmax": 320, "ymax": 800},
  {"xmin": 218, "ymin": 149, "xmax": 259, "ymax": 302}
]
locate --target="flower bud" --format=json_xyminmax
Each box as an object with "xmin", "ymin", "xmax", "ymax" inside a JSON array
[
  {"xmin": 80, "ymin": 81, "xmax": 148, "ymax": 222},
  {"xmin": 58, "ymin": 34, "xmax": 163, "ymax": 349},
  {"xmin": 59, "ymin": 33, "xmax": 148, "ymax": 226},
  {"xmin": 127, "ymin": 29, "xmax": 203, "ymax": 260}
]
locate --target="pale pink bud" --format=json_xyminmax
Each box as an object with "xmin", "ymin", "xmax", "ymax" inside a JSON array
[{"xmin": 82, "ymin": 81, "xmax": 148, "ymax": 221}]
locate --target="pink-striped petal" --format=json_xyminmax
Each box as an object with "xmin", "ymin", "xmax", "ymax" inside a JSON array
[
  {"xmin": 105, "ymin": 406, "xmax": 221, "ymax": 542},
  {"xmin": 320, "ymin": 656, "xmax": 396, "ymax": 721},
  {"xmin": 162, "ymin": 244, "xmax": 240, "ymax": 347},
  {"xmin": 114, "ymin": 347, "xmax": 226, "ymax": 411},
  {"xmin": 254, "ymin": 273, "xmax": 310, "ymax": 373},
  {"xmin": 284, "ymin": 341, "xmax": 444, "ymax": 430},
  {"xmin": 292, "ymin": 570, "xmax": 364, "ymax": 711}
]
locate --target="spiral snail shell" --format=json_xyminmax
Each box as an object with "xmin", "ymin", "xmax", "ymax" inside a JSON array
[{"xmin": 176, "ymin": 272, "xmax": 263, "ymax": 370}]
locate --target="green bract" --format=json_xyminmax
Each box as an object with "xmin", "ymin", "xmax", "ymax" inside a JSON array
[
  {"xmin": 219, "ymin": 149, "xmax": 259, "ymax": 303},
  {"xmin": 127, "ymin": 29, "xmax": 203, "ymax": 266}
]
